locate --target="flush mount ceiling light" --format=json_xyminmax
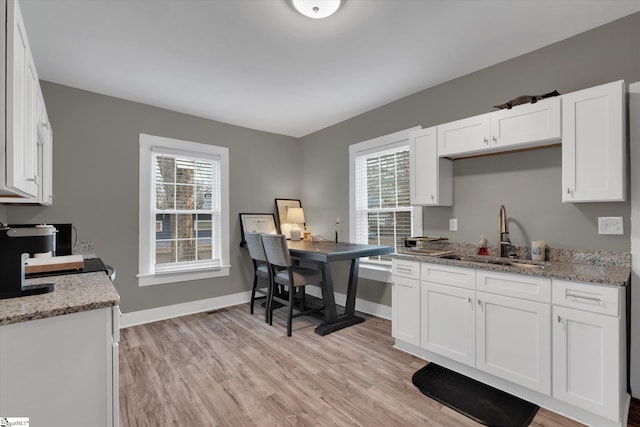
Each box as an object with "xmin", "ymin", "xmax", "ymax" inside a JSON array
[{"xmin": 292, "ymin": 0, "xmax": 341, "ymax": 19}]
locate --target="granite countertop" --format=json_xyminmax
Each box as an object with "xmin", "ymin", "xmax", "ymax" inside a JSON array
[
  {"xmin": 392, "ymin": 252, "xmax": 631, "ymax": 287},
  {"xmin": 0, "ymin": 272, "xmax": 120, "ymax": 326}
]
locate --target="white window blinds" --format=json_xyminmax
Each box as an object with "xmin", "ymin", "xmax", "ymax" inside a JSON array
[
  {"xmin": 152, "ymin": 151, "xmax": 221, "ymax": 270},
  {"xmin": 354, "ymin": 146, "xmax": 413, "ymax": 261}
]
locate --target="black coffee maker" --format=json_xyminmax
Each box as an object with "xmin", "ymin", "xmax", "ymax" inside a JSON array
[{"xmin": 0, "ymin": 225, "xmax": 56, "ymax": 300}]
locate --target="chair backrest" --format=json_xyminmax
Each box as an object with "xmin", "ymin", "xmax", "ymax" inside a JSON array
[
  {"xmin": 261, "ymin": 234, "xmax": 292, "ymax": 268},
  {"xmin": 245, "ymin": 232, "xmax": 267, "ymax": 262}
]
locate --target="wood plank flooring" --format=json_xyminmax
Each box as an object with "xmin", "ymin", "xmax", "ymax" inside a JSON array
[{"xmin": 119, "ymin": 303, "xmax": 634, "ymax": 426}]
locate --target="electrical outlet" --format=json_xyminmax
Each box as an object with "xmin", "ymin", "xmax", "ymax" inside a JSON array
[
  {"xmin": 449, "ymin": 218, "xmax": 458, "ymax": 232},
  {"xmin": 598, "ymin": 217, "xmax": 623, "ymax": 235}
]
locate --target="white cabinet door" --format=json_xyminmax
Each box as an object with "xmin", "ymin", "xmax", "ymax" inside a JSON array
[
  {"xmin": 553, "ymin": 306, "xmax": 621, "ymax": 421},
  {"xmin": 562, "ymin": 80, "xmax": 626, "ymax": 202},
  {"xmin": 392, "ymin": 275, "xmax": 421, "ymax": 346},
  {"xmin": 409, "ymin": 127, "xmax": 452, "ymax": 206},
  {"xmin": 0, "ymin": 85, "xmax": 53, "ymax": 205},
  {"xmin": 490, "ymin": 97, "xmax": 561, "ymax": 150},
  {"xmin": 0, "ymin": 308, "xmax": 115, "ymax": 427},
  {"xmin": 476, "ymin": 291, "xmax": 551, "ymax": 394},
  {"xmin": 437, "ymin": 113, "xmax": 490, "ymax": 157},
  {"xmin": 109, "ymin": 306, "xmax": 120, "ymax": 426},
  {"xmin": 42, "ymin": 122, "xmax": 53, "ymax": 205},
  {"xmin": 5, "ymin": 0, "xmax": 38, "ymax": 197},
  {"xmin": 421, "ymin": 281, "xmax": 475, "ymax": 366}
]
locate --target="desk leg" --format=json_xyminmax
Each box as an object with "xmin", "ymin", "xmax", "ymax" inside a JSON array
[
  {"xmin": 319, "ymin": 261, "xmax": 337, "ymax": 322},
  {"xmin": 315, "ymin": 258, "xmax": 365, "ymax": 336},
  {"xmin": 344, "ymin": 258, "xmax": 359, "ymax": 315}
]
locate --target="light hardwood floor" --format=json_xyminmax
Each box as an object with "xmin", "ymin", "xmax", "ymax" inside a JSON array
[{"xmin": 119, "ymin": 304, "xmax": 613, "ymax": 426}]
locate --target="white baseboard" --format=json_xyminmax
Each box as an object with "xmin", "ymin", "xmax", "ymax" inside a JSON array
[
  {"xmin": 120, "ymin": 291, "xmax": 252, "ymax": 328},
  {"xmin": 120, "ymin": 288, "xmax": 392, "ymax": 328}
]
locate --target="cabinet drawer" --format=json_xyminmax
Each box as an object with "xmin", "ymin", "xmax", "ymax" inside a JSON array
[
  {"xmin": 552, "ymin": 280, "xmax": 620, "ymax": 317},
  {"xmin": 476, "ymin": 271, "xmax": 551, "ymax": 303},
  {"xmin": 421, "ymin": 263, "xmax": 475, "ymax": 290},
  {"xmin": 392, "ymin": 259, "xmax": 420, "ymax": 280}
]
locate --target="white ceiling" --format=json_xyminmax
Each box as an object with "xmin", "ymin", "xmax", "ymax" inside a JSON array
[{"xmin": 19, "ymin": 0, "xmax": 640, "ymax": 138}]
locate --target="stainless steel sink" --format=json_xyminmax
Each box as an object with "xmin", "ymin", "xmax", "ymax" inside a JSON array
[
  {"xmin": 509, "ymin": 261, "xmax": 546, "ymax": 270},
  {"xmin": 439, "ymin": 254, "xmax": 546, "ymax": 269}
]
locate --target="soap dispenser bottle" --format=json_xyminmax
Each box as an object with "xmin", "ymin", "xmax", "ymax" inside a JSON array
[{"xmin": 477, "ymin": 235, "xmax": 489, "ymax": 256}]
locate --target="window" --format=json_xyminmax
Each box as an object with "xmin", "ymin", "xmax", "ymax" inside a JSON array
[
  {"xmin": 138, "ymin": 134, "xmax": 229, "ymax": 286},
  {"xmin": 349, "ymin": 127, "xmax": 422, "ymax": 276}
]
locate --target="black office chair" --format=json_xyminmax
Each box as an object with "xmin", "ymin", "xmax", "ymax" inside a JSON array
[
  {"xmin": 261, "ymin": 233, "xmax": 326, "ymax": 336},
  {"xmin": 244, "ymin": 232, "xmax": 272, "ymax": 323}
]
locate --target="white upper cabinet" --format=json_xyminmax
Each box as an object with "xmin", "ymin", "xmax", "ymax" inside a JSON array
[
  {"xmin": 437, "ymin": 113, "xmax": 490, "ymax": 157},
  {"xmin": 490, "ymin": 97, "xmax": 561, "ymax": 150},
  {"xmin": 409, "ymin": 127, "xmax": 452, "ymax": 206},
  {"xmin": 5, "ymin": 0, "xmax": 38, "ymax": 197},
  {"xmin": 562, "ymin": 80, "xmax": 626, "ymax": 203},
  {"xmin": 0, "ymin": 0, "xmax": 52, "ymax": 203},
  {"xmin": 438, "ymin": 97, "xmax": 561, "ymax": 158}
]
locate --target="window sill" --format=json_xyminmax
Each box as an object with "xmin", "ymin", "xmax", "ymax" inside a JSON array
[
  {"xmin": 138, "ymin": 265, "xmax": 230, "ymax": 287},
  {"xmin": 359, "ymin": 262, "xmax": 392, "ymax": 283}
]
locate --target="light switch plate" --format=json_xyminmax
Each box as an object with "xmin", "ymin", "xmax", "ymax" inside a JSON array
[
  {"xmin": 449, "ymin": 218, "xmax": 458, "ymax": 232},
  {"xmin": 598, "ymin": 217, "xmax": 624, "ymax": 235}
]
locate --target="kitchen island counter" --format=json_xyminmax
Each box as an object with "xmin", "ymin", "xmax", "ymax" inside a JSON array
[{"xmin": 0, "ymin": 272, "xmax": 120, "ymax": 326}]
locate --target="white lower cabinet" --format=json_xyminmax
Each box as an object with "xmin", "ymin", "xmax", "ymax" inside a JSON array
[
  {"xmin": 420, "ymin": 268, "xmax": 551, "ymax": 394},
  {"xmin": 391, "ymin": 260, "xmax": 628, "ymax": 427},
  {"xmin": 552, "ymin": 279, "xmax": 624, "ymax": 422},
  {"xmin": 392, "ymin": 275, "xmax": 420, "ymax": 346},
  {"xmin": 476, "ymin": 291, "xmax": 551, "ymax": 394},
  {"xmin": 0, "ymin": 306, "xmax": 120, "ymax": 427},
  {"xmin": 391, "ymin": 260, "xmax": 421, "ymax": 346},
  {"xmin": 553, "ymin": 306, "xmax": 621, "ymax": 421},
  {"xmin": 421, "ymin": 281, "xmax": 475, "ymax": 366}
]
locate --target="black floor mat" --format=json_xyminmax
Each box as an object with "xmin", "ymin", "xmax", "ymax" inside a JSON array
[{"xmin": 412, "ymin": 363, "xmax": 539, "ymax": 427}]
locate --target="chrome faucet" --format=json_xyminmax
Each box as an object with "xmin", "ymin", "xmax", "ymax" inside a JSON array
[{"xmin": 498, "ymin": 205, "xmax": 512, "ymax": 257}]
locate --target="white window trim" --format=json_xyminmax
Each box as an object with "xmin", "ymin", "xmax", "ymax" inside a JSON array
[
  {"xmin": 138, "ymin": 133, "xmax": 230, "ymax": 286},
  {"xmin": 349, "ymin": 126, "xmax": 422, "ymax": 283}
]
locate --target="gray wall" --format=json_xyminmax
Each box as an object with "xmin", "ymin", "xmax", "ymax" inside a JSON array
[
  {"xmin": 6, "ymin": 82, "xmax": 301, "ymax": 313},
  {"xmin": 300, "ymin": 12, "xmax": 640, "ymax": 305}
]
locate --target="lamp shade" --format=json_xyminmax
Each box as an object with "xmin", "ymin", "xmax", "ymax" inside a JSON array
[
  {"xmin": 286, "ymin": 207, "xmax": 305, "ymax": 224},
  {"xmin": 292, "ymin": 0, "xmax": 341, "ymax": 19}
]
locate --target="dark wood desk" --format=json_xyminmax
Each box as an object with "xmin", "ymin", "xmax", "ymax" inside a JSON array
[{"xmin": 287, "ymin": 240, "xmax": 394, "ymax": 335}]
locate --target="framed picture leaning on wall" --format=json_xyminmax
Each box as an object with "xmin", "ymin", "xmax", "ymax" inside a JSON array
[
  {"xmin": 275, "ymin": 198, "xmax": 303, "ymax": 239},
  {"xmin": 238, "ymin": 213, "xmax": 278, "ymax": 247}
]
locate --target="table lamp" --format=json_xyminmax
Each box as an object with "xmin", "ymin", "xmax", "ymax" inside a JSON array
[{"xmin": 287, "ymin": 208, "xmax": 305, "ymax": 240}]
